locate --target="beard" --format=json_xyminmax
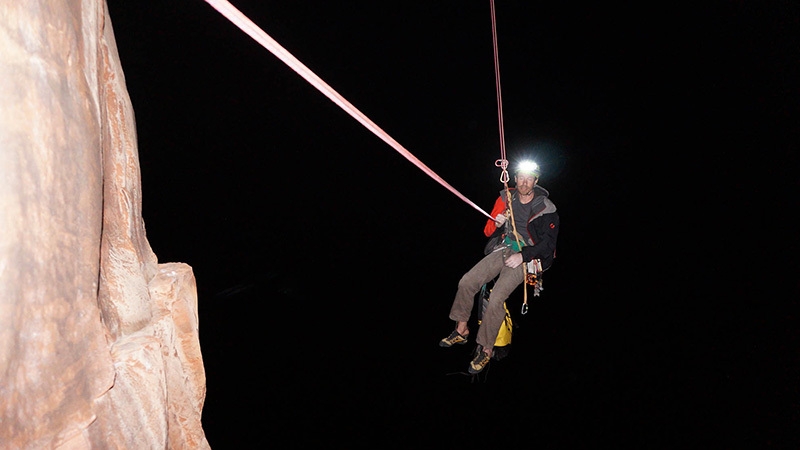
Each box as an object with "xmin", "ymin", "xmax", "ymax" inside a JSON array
[{"xmin": 517, "ymin": 185, "xmax": 534, "ymax": 196}]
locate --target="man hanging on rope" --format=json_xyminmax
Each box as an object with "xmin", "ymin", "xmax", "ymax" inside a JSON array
[{"xmin": 439, "ymin": 159, "xmax": 559, "ymax": 374}]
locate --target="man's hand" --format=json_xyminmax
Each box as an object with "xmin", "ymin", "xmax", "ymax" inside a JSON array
[
  {"xmin": 504, "ymin": 252, "xmax": 523, "ymax": 268},
  {"xmin": 494, "ymin": 213, "xmax": 507, "ymax": 227}
]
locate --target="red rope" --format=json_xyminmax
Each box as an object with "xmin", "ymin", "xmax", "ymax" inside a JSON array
[
  {"xmin": 203, "ymin": 0, "xmax": 494, "ymax": 220},
  {"xmin": 491, "ymin": 1, "xmax": 531, "ymax": 305},
  {"xmin": 490, "ymin": 0, "xmax": 509, "ymax": 185}
]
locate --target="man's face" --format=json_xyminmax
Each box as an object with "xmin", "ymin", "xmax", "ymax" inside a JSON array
[{"xmin": 515, "ymin": 173, "xmax": 538, "ymax": 195}]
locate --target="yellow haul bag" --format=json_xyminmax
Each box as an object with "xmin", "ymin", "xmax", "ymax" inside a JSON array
[
  {"xmin": 495, "ymin": 302, "xmax": 513, "ymax": 347},
  {"xmin": 478, "ymin": 293, "xmax": 513, "ymax": 348}
]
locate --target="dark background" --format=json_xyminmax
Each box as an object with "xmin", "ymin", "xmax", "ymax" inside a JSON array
[{"xmin": 105, "ymin": 1, "xmax": 798, "ymax": 448}]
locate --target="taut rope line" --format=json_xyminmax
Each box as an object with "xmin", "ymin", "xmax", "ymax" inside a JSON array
[
  {"xmin": 490, "ymin": 0, "xmax": 508, "ymax": 183},
  {"xmin": 203, "ymin": 0, "xmax": 493, "ymax": 221},
  {"xmin": 489, "ymin": 0, "xmax": 532, "ymax": 308}
]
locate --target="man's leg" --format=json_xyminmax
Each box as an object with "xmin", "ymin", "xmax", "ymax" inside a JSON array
[
  {"xmin": 475, "ymin": 252, "xmax": 525, "ymax": 353},
  {"xmin": 448, "ymin": 250, "xmax": 506, "ymax": 326},
  {"xmin": 440, "ymin": 250, "xmax": 505, "ymax": 347}
]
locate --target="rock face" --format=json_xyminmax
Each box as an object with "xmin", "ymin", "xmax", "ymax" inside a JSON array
[{"xmin": 0, "ymin": 1, "xmax": 209, "ymax": 448}]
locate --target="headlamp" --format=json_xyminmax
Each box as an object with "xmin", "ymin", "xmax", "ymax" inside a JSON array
[{"xmin": 515, "ymin": 160, "xmax": 540, "ymax": 177}]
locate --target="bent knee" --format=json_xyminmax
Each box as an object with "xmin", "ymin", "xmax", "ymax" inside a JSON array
[{"xmin": 457, "ymin": 276, "xmax": 483, "ymax": 292}]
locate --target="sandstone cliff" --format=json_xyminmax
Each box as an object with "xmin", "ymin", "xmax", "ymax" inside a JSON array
[{"xmin": 0, "ymin": 1, "xmax": 209, "ymax": 448}]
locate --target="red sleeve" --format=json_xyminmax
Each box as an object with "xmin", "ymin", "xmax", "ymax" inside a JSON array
[{"xmin": 483, "ymin": 196, "xmax": 507, "ymax": 237}]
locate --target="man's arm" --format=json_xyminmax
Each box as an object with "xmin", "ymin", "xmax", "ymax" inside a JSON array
[
  {"xmin": 520, "ymin": 212, "xmax": 559, "ymax": 263},
  {"xmin": 483, "ymin": 196, "xmax": 508, "ymax": 237}
]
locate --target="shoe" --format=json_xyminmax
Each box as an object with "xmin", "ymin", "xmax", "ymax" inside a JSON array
[
  {"xmin": 469, "ymin": 349, "xmax": 491, "ymax": 374},
  {"xmin": 439, "ymin": 330, "xmax": 469, "ymax": 347}
]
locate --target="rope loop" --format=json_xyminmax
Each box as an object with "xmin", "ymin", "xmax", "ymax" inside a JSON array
[
  {"xmin": 495, "ymin": 158, "xmax": 509, "ymax": 183},
  {"xmin": 495, "ymin": 158, "xmax": 508, "ymax": 170}
]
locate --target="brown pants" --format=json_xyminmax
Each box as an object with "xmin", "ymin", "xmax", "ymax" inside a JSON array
[{"xmin": 448, "ymin": 246, "xmax": 524, "ymax": 349}]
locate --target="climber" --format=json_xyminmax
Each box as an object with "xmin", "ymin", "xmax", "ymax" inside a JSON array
[{"xmin": 439, "ymin": 159, "xmax": 559, "ymax": 374}]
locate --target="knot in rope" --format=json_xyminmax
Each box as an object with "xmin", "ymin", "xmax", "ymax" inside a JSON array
[{"xmin": 495, "ymin": 158, "xmax": 510, "ymax": 183}]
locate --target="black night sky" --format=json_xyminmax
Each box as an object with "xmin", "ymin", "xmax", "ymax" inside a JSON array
[{"xmin": 105, "ymin": 1, "xmax": 798, "ymax": 448}]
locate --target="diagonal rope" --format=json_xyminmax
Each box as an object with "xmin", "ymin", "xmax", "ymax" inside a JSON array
[{"xmin": 203, "ymin": 0, "xmax": 493, "ymax": 220}]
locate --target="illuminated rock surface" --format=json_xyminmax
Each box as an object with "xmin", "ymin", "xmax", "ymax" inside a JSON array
[{"xmin": 0, "ymin": 1, "xmax": 209, "ymax": 448}]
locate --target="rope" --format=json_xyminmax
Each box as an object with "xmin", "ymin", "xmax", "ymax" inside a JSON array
[
  {"xmin": 504, "ymin": 188, "xmax": 529, "ymax": 309},
  {"xmin": 203, "ymin": 0, "xmax": 494, "ymax": 221},
  {"xmin": 490, "ymin": 0, "xmax": 507, "ymax": 175},
  {"xmin": 490, "ymin": 0, "xmax": 531, "ymax": 308}
]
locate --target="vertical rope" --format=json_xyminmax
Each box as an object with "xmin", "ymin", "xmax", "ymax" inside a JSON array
[
  {"xmin": 490, "ymin": 0, "xmax": 508, "ymax": 185},
  {"xmin": 490, "ymin": 0, "xmax": 530, "ymax": 308}
]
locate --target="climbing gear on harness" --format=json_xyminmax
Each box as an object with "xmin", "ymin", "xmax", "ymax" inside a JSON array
[
  {"xmin": 439, "ymin": 330, "xmax": 469, "ymax": 347},
  {"xmin": 521, "ymin": 258, "xmax": 544, "ymax": 315},
  {"xmin": 525, "ymin": 259, "xmax": 543, "ymax": 288}
]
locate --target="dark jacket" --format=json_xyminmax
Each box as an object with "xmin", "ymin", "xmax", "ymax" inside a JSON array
[{"xmin": 484, "ymin": 186, "xmax": 559, "ymax": 270}]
